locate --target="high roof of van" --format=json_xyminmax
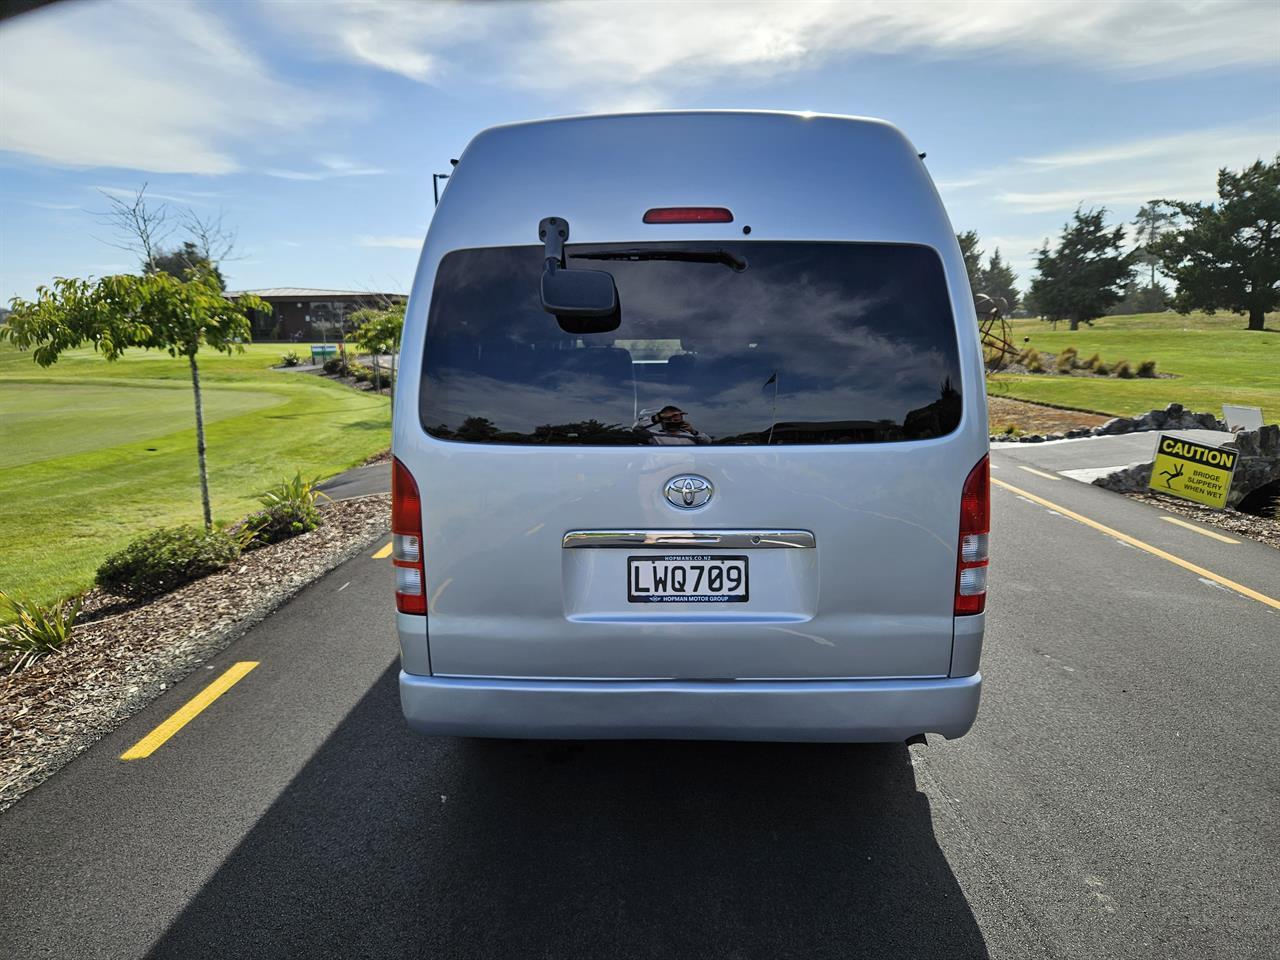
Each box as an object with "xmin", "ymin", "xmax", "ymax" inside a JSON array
[{"xmin": 427, "ymin": 111, "xmax": 956, "ymax": 253}]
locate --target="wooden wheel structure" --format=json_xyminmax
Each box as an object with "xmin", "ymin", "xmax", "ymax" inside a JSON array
[{"xmin": 975, "ymin": 294, "xmax": 1017, "ymax": 374}]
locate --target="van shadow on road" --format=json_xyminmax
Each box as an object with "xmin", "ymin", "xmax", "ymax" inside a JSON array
[{"xmin": 147, "ymin": 666, "xmax": 987, "ymax": 960}]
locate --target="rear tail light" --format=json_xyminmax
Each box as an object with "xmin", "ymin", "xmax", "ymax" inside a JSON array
[
  {"xmin": 642, "ymin": 206, "xmax": 733, "ymax": 224},
  {"xmin": 392, "ymin": 457, "xmax": 426, "ymax": 615},
  {"xmin": 955, "ymin": 455, "xmax": 990, "ymax": 616}
]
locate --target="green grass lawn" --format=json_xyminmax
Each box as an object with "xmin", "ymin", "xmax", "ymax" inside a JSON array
[
  {"xmin": 991, "ymin": 311, "xmax": 1279, "ymax": 423},
  {"xmin": 0, "ymin": 342, "xmax": 390, "ymax": 608}
]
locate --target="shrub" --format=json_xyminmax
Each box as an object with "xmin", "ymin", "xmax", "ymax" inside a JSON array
[
  {"xmin": 280, "ymin": 351, "xmax": 302, "ymax": 367},
  {"xmin": 1113, "ymin": 359, "xmax": 1133, "ymax": 379},
  {"xmin": 1082, "ymin": 352, "xmax": 1104, "ymax": 372},
  {"xmin": 322, "ymin": 356, "xmax": 344, "ymax": 375},
  {"xmin": 1023, "ymin": 349, "xmax": 1045, "ymax": 373},
  {"xmin": 96, "ymin": 526, "xmax": 241, "ymax": 599},
  {"xmin": 240, "ymin": 503, "xmax": 321, "ymax": 546},
  {"xmin": 1137, "ymin": 359, "xmax": 1158, "ymax": 378},
  {"xmin": 349, "ymin": 362, "xmax": 373, "ymax": 383},
  {"xmin": 1055, "ymin": 347, "xmax": 1078, "ymax": 373},
  {"xmin": 240, "ymin": 472, "xmax": 329, "ymax": 547},
  {"xmin": 0, "ymin": 591, "xmax": 81, "ymax": 672}
]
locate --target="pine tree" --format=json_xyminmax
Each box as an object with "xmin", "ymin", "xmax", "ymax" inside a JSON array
[
  {"xmin": 1029, "ymin": 208, "xmax": 1134, "ymax": 331},
  {"xmin": 1152, "ymin": 156, "xmax": 1279, "ymax": 331}
]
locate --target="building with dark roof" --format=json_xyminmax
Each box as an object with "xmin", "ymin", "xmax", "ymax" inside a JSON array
[{"xmin": 228, "ymin": 288, "xmax": 405, "ymax": 340}]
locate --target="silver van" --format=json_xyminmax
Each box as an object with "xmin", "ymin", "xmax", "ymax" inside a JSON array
[{"xmin": 391, "ymin": 111, "xmax": 989, "ymax": 742}]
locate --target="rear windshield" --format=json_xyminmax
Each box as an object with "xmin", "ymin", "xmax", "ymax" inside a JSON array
[{"xmin": 420, "ymin": 242, "xmax": 962, "ymax": 445}]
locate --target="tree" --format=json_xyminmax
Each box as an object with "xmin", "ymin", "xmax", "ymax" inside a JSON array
[
  {"xmin": 1132, "ymin": 202, "xmax": 1176, "ymax": 288},
  {"xmin": 1152, "ymin": 156, "xmax": 1279, "ymax": 331},
  {"xmin": 1106, "ymin": 279, "xmax": 1169, "ymax": 316},
  {"xmin": 980, "ymin": 248, "xmax": 1020, "ymax": 312},
  {"xmin": 2, "ymin": 271, "xmax": 269, "ymax": 529},
  {"xmin": 150, "ymin": 240, "xmax": 225, "ymax": 290},
  {"xmin": 956, "ymin": 231, "xmax": 984, "ymax": 293},
  {"xmin": 350, "ymin": 303, "xmax": 405, "ymax": 400},
  {"xmin": 1028, "ymin": 208, "xmax": 1134, "ymax": 330},
  {"xmin": 96, "ymin": 183, "xmax": 170, "ymax": 272},
  {"xmin": 98, "ymin": 185, "xmax": 238, "ymax": 290}
]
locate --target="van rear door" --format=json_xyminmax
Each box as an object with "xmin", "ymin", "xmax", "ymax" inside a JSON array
[{"xmin": 413, "ymin": 240, "xmax": 977, "ymax": 680}]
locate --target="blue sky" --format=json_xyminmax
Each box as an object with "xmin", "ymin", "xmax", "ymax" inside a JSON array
[{"xmin": 1, "ymin": 0, "xmax": 1277, "ymax": 304}]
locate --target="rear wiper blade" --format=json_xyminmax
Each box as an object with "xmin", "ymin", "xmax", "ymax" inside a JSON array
[{"xmin": 571, "ymin": 248, "xmax": 747, "ymax": 272}]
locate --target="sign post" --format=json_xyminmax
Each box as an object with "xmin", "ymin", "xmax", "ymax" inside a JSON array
[{"xmin": 1148, "ymin": 434, "xmax": 1238, "ymax": 509}]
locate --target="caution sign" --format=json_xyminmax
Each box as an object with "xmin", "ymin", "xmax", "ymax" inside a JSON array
[{"xmin": 1149, "ymin": 434, "xmax": 1237, "ymax": 508}]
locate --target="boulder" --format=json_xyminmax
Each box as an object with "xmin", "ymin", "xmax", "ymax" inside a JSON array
[
  {"xmin": 1092, "ymin": 461, "xmax": 1153, "ymax": 493},
  {"xmin": 1226, "ymin": 424, "xmax": 1280, "ymax": 507},
  {"xmin": 1091, "ymin": 423, "xmax": 1280, "ymax": 507}
]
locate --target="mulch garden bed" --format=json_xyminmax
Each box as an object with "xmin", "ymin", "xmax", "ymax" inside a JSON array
[
  {"xmin": 0, "ymin": 494, "xmax": 391, "ymax": 813},
  {"xmin": 988, "ymin": 396, "xmax": 1110, "ymax": 436},
  {"xmin": 1126, "ymin": 492, "xmax": 1280, "ymax": 551}
]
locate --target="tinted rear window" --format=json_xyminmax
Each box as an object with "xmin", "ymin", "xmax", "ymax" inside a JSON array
[{"xmin": 420, "ymin": 242, "xmax": 962, "ymax": 445}]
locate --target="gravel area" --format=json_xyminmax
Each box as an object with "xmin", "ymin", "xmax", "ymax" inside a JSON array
[
  {"xmin": 988, "ymin": 396, "xmax": 1110, "ymax": 435},
  {"xmin": 0, "ymin": 494, "xmax": 390, "ymax": 813},
  {"xmin": 1127, "ymin": 492, "xmax": 1280, "ymax": 550}
]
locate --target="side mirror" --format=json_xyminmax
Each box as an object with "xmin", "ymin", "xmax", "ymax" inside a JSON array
[{"xmin": 539, "ymin": 216, "xmax": 620, "ymax": 333}]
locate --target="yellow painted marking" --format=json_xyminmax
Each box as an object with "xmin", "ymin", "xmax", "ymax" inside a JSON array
[
  {"xmin": 992, "ymin": 478, "xmax": 1280, "ymax": 611},
  {"xmin": 372, "ymin": 541, "xmax": 393, "ymax": 559},
  {"xmin": 1017, "ymin": 465, "xmax": 1061, "ymax": 481},
  {"xmin": 1159, "ymin": 516, "xmax": 1240, "ymax": 544},
  {"xmin": 120, "ymin": 662, "xmax": 260, "ymax": 760}
]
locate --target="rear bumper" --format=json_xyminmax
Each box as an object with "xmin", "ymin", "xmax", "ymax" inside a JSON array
[{"xmin": 399, "ymin": 671, "xmax": 981, "ymax": 742}]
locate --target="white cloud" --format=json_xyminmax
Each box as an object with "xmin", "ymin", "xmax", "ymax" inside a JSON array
[
  {"xmin": 0, "ymin": 1, "xmax": 323, "ymax": 174},
  {"xmin": 93, "ymin": 185, "xmax": 220, "ymax": 206},
  {"xmin": 270, "ymin": 0, "xmax": 1280, "ymax": 101},
  {"xmin": 356, "ymin": 234, "xmax": 422, "ymax": 249},
  {"xmin": 268, "ymin": 0, "xmax": 499, "ymax": 82},
  {"xmin": 265, "ymin": 156, "xmax": 386, "ymax": 181},
  {"xmin": 940, "ymin": 124, "xmax": 1278, "ymax": 214}
]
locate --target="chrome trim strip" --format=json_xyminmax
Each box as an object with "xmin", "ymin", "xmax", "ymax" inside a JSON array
[{"xmin": 562, "ymin": 529, "xmax": 816, "ymax": 549}]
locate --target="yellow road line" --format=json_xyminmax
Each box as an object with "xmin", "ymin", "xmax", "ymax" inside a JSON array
[
  {"xmin": 120, "ymin": 662, "xmax": 260, "ymax": 760},
  {"xmin": 1017, "ymin": 465, "xmax": 1061, "ymax": 481},
  {"xmin": 1159, "ymin": 516, "xmax": 1240, "ymax": 544},
  {"xmin": 372, "ymin": 541, "xmax": 393, "ymax": 559},
  {"xmin": 991, "ymin": 477, "xmax": 1280, "ymax": 611}
]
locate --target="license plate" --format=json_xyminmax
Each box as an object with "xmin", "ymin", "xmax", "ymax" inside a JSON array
[{"xmin": 627, "ymin": 554, "xmax": 749, "ymax": 603}]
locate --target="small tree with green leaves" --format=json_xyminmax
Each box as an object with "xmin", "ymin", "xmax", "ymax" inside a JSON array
[
  {"xmin": 2, "ymin": 270, "xmax": 268, "ymax": 529},
  {"xmin": 1151, "ymin": 156, "xmax": 1279, "ymax": 332},
  {"xmin": 1029, "ymin": 208, "xmax": 1134, "ymax": 330},
  {"xmin": 350, "ymin": 304, "xmax": 405, "ymax": 399}
]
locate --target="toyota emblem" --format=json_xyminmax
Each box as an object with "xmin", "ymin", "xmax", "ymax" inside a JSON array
[{"xmin": 664, "ymin": 475, "xmax": 713, "ymax": 509}]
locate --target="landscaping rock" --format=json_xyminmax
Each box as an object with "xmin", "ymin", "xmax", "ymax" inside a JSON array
[
  {"xmin": 1091, "ymin": 423, "xmax": 1280, "ymax": 508},
  {"xmin": 1085, "ymin": 405, "xmax": 1227, "ymax": 437},
  {"xmin": 1092, "ymin": 461, "xmax": 1154, "ymax": 494},
  {"xmin": 1229, "ymin": 424, "xmax": 1280, "ymax": 506}
]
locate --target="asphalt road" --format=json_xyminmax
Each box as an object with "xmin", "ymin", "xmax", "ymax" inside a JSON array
[{"xmin": 2, "ymin": 444, "xmax": 1278, "ymax": 959}]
